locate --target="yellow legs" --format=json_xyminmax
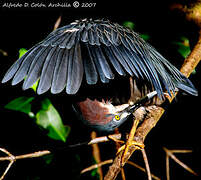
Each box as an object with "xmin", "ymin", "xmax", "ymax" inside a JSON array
[
  {"xmin": 118, "ymin": 118, "xmax": 144, "ymax": 165},
  {"xmin": 108, "ymin": 117, "xmax": 145, "ymax": 165}
]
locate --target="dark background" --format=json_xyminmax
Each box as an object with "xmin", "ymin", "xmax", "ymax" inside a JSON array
[{"xmin": 0, "ymin": 0, "xmax": 200, "ymax": 179}]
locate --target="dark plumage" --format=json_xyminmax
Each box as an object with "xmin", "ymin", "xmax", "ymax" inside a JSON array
[{"xmin": 2, "ymin": 18, "xmax": 198, "ymax": 98}]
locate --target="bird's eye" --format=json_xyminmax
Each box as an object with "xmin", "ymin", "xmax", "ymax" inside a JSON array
[{"xmin": 114, "ymin": 115, "xmax": 120, "ymax": 121}]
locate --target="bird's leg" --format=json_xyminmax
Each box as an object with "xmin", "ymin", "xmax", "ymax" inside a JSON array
[
  {"xmin": 117, "ymin": 118, "xmax": 143, "ymax": 151},
  {"xmin": 118, "ymin": 91, "xmax": 156, "ymax": 164},
  {"xmin": 118, "ymin": 118, "xmax": 145, "ymax": 165},
  {"xmin": 107, "ymin": 119, "xmax": 144, "ymax": 153},
  {"xmin": 117, "ymin": 106, "xmax": 148, "ymax": 165}
]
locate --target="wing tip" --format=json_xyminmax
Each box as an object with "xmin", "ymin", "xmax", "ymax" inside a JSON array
[
  {"xmin": 2, "ymin": 70, "xmax": 16, "ymax": 84},
  {"xmin": 175, "ymin": 74, "xmax": 198, "ymax": 96},
  {"xmin": 66, "ymin": 87, "xmax": 79, "ymax": 95},
  {"xmin": 1, "ymin": 76, "xmax": 9, "ymax": 83}
]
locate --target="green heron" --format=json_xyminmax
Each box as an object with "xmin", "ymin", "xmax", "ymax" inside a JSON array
[{"xmin": 2, "ymin": 18, "xmax": 198, "ymax": 132}]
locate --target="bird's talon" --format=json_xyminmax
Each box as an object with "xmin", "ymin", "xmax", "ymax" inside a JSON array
[
  {"xmin": 119, "ymin": 141, "xmax": 145, "ymax": 164},
  {"xmin": 116, "ymin": 141, "xmax": 144, "ymax": 155},
  {"xmin": 131, "ymin": 141, "xmax": 145, "ymax": 149},
  {"xmin": 116, "ymin": 145, "xmax": 126, "ymax": 154}
]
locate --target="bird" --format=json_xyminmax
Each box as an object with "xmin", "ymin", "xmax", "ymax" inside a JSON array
[{"xmin": 2, "ymin": 18, "xmax": 198, "ymax": 132}]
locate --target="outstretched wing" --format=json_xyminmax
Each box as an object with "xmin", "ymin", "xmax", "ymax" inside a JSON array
[{"xmin": 2, "ymin": 19, "xmax": 198, "ymax": 97}]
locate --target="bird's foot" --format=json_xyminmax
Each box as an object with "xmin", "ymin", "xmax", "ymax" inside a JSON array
[
  {"xmin": 108, "ymin": 132, "xmax": 144, "ymax": 165},
  {"xmin": 117, "ymin": 140, "xmax": 145, "ymax": 165},
  {"xmin": 117, "ymin": 141, "xmax": 144, "ymax": 154}
]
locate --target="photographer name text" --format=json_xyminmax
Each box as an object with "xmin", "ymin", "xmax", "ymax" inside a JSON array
[{"xmin": 2, "ymin": 2, "xmax": 96, "ymax": 8}]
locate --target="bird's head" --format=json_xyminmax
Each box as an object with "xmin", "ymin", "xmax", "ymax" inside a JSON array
[
  {"xmin": 75, "ymin": 91, "xmax": 157, "ymax": 132},
  {"xmin": 76, "ymin": 98, "xmax": 132, "ymax": 132}
]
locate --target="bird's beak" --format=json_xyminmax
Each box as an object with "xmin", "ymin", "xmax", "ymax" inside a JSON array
[{"xmin": 126, "ymin": 91, "xmax": 157, "ymax": 114}]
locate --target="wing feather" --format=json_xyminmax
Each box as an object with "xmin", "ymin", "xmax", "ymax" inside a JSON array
[
  {"xmin": 66, "ymin": 43, "xmax": 84, "ymax": 94},
  {"xmin": 121, "ymin": 33, "xmax": 164, "ymax": 96},
  {"xmin": 93, "ymin": 46, "xmax": 114, "ymax": 79},
  {"xmin": 22, "ymin": 46, "xmax": 52, "ymax": 90},
  {"xmin": 66, "ymin": 31, "xmax": 78, "ymax": 49},
  {"xmin": 102, "ymin": 46, "xmax": 125, "ymax": 76},
  {"xmin": 116, "ymin": 45, "xmax": 141, "ymax": 78},
  {"xmin": 93, "ymin": 25, "xmax": 101, "ymax": 45},
  {"xmin": 51, "ymin": 48, "xmax": 68, "ymax": 94},
  {"xmin": 2, "ymin": 45, "xmax": 40, "ymax": 84},
  {"xmin": 12, "ymin": 46, "xmax": 42, "ymax": 85},
  {"xmin": 86, "ymin": 44, "xmax": 109, "ymax": 83},
  {"xmin": 88, "ymin": 28, "xmax": 95, "ymax": 45},
  {"xmin": 97, "ymin": 25, "xmax": 111, "ymax": 46},
  {"xmin": 82, "ymin": 43, "xmax": 98, "ymax": 84},
  {"xmin": 37, "ymin": 46, "xmax": 58, "ymax": 94},
  {"xmin": 109, "ymin": 45, "xmax": 133, "ymax": 76}
]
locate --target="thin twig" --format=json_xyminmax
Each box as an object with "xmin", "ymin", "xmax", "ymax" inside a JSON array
[
  {"xmin": 163, "ymin": 147, "xmax": 198, "ymax": 176},
  {"xmin": 0, "ymin": 148, "xmax": 13, "ymax": 157},
  {"xmin": 165, "ymin": 152, "xmax": 170, "ymax": 180},
  {"xmin": 91, "ymin": 131, "xmax": 103, "ymax": 180},
  {"xmin": 171, "ymin": 150, "xmax": 192, "ymax": 153},
  {"xmin": 120, "ymin": 169, "xmax": 126, "ymax": 180},
  {"xmin": 81, "ymin": 159, "xmax": 113, "ymax": 174},
  {"xmin": 113, "ymin": 129, "xmax": 127, "ymax": 180},
  {"xmin": 0, "ymin": 49, "xmax": 8, "ymax": 56},
  {"xmin": 88, "ymin": 133, "xmax": 122, "ymax": 145},
  {"xmin": 53, "ymin": 15, "xmax": 62, "ymax": 30},
  {"xmin": 141, "ymin": 149, "xmax": 152, "ymax": 180},
  {"xmin": 0, "ymin": 161, "xmax": 14, "ymax": 180},
  {"xmin": 0, "ymin": 133, "xmax": 122, "ymax": 179},
  {"xmin": 81, "ymin": 158, "xmax": 160, "ymax": 180},
  {"xmin": 0, "ymin": 148, "xmax": 51, "ymax": 180},
  {"xmin": 127, "ymin": 161, "xmax": 161, "ymax": 180}
]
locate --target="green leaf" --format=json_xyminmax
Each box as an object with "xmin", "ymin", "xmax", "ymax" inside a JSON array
[
  {"xmin": 4, "ymin": 97, "xmax": 34, "ymax": 114},
  {"xmin": 91, "ymin": 168, "xmax": 98, "ymax": 177},
  {"xmin": 90, "ymin": 157, "xmax": 100, "ymax": 179},
  {"xmin": 178, "ymin": 44, "xmax": 191, "ymax": 58},
  {"xmin": 173, "ymin": 37, "xmax": 191, "ymax": 58},
  {"xmin": 123, "ymin": 21, "xmax": 135, "ymax": 30},
  {"xmin": 140, "ymin": 34, "xmax": 150, "ymax": 41},
  {"xmin": 191, "ymin": 69, "xmax": 196, "ymax": 75},
  {"xmin": 31, "ymin": 79, "xmax": 39, "ymax": 93},
  {"xmin": 19, "ymin": 48, "xmax": 28, "ymax": 58},
  {"xmin": 43, "ymin": 154, "xmax": 54, "ymax": 165},
  {"xmin": 36, "ymin": 99, "xmax": 70, "ymax": 142}
]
